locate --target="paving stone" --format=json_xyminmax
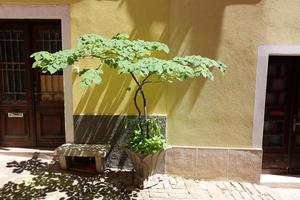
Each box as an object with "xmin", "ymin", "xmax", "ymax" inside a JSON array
[
  {"xmin": 216, "ymin": 182, "xmax": 227, "ymax": 191},
  {"xmin": 244, "ymin": 182, "xmax": 261, "ymax": 197},
  {"xmin": 231, "ymin": 181, "xmax": 245, "ymax": 191},
  {"xmin": 189, "ymin": 191, "xmax": 212, "ymax": 199},
  {"xmin": 239, "ymin": 191, "xmax": 256, "ymax": 200},
  {"xmin": 0, "ymin": 155, "xmax": 298, "ymax": 200},
  {"xmin": 149, "ymin": 191, "xmax": 169, "ymax": 198},
  {"xmin": 230, "ymin": 189, "xmax": 245, "ymax": 200},
  {"xmin": 162, "ymin": 178, "xmax": 172, "ymax": 189},
  {"xmin": 223, "ymin": 181, "xmax": 235, "ymax": 191},
  {"xmin": 167, "ymin": 189, "xmax": 189, "ymax": 198},
  {"xmin": 197, "ymin": 181, "xmax": 210, "ymax": 190},
  {"xmin": 140, "ymin": 191, "xmax": 150, "ymax": 200},
  {"xmin": 170, "ymin": 177, "xmax": 185, "ymax": 189},
  {"xmin": 253, "ymin": 184, "xmax": 271, "ymax": 196},
  {"xmin": 261, "ymin": 195, "xmax": 276, "ymax": 200},
  {"xmin": 168, "ymin": 176, "xmax": 177, "ymax": 185},
  {"xmin": 223, "ymin": 190, "xmax": 235, "ymax": 200},
  {"xmin": 207, "ymin": 184, "xmax": 226, "ymax": 200}
]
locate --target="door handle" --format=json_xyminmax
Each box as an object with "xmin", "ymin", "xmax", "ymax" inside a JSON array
[{"xmin": 293, "ymin": 118, "xmax": 300, "ymax": 132}]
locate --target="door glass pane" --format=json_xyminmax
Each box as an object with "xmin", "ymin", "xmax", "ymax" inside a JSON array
[
  {"xmin": 296, "ymin": 135, "xmax": 300, "ymax": 146},
  {"xmin": 0, "ymin": 30, "xmax": 26, "ymax": 102},
  {"xmin": 263, "ymin": 120, "xmax": 285, "ymax": 147},
  {"xmin": 295, "ymin": 67, "xmax": 300, "ymax": 147},
  {"xmin": 34, "ymin": 28, "xmax": 63, "ymax": 102},
  {"xmin": 263, "ymin": 59, "xmax": 289, "ymax": 148}
]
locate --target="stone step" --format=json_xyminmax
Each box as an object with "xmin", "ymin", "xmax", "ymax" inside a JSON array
[
  {"xmin": 0, "ymin": 147, "xmax": 54, "ymax": 160},
  {"xmin": 261, "ymin": 174, "xmax": 300, "ymax": 188}
]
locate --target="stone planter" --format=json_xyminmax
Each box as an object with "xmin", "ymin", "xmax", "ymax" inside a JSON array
[{"xmin": 125, "ymin": 148, "xmax": 165, "ymax": 188}]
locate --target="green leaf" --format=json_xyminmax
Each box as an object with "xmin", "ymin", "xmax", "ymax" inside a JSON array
[
  {"xmin": 31, "ymin": 33, "xmax": 227, "ymax": 83},
  {"xmin": 79, "ymin": 68, "xmax": 103, "ymax": 88}
]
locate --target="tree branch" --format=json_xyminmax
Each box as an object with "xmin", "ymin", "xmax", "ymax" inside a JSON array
[
  {"xmin": 140, "ymin": 74, "xmax": 152, "ymax": 117},
  {"xmin": 133, "ymin": 85, "xmax": 142, "ymax": 118},
  {"xmin": 130, "ymin": 73, "xmax": 152, "ymax": 138}
]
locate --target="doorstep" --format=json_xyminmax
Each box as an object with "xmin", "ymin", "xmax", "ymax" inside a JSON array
[
  {"xmin": 0, "ymin": 147, "xmax": 54, "ymax": 160},
  {"xmin": 261, "ymin": 174, "xmax": 300, "ymax": 188}
]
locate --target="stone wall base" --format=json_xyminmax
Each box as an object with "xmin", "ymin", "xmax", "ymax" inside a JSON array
[
  {"xmin": 73, "ymin": 115, "xmax": 166, "ymax": 170},
  {"xmin": 165, "ymin": 146, "xmax": 262, "ymax": 183}
]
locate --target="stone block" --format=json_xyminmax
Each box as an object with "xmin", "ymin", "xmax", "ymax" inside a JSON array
[
  {"xmin": 227, "ymin": 149, "xmax": 262, "ymax": 183},
  {"xmin": 165, "ymin": 147, "xmax": 196, "ymax": 179},
  {"xmin": 195, "ymin": 148, "xmax": 228, "ymax": 180}
]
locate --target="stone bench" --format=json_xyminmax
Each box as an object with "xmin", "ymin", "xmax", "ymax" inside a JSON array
[{"xmin": 55, "ymin": 144, "xmax": 111, "ymax": 173}]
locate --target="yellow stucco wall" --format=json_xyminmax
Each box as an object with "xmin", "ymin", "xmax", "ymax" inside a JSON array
[
  {"xmin": 70, "ymin": 0, "xmax": 169, "ymax": 116},
  {"xmin": 166, "ymin": 0, "xmax": 300, "ymax": 147},
  {"xmin": 1, "ymin": 0, "xmax": 300, "ymax": 147}
]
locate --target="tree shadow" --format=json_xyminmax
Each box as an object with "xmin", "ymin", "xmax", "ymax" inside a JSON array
[
  {"xmin": 0, "ymin": 156, "xmax": 139, "ymax": 200},
  {"xmin": 68, "ymin": 0, "xmax": 263, "ymax": 163},
  {"xmin": 166, "ymin": 0, "xmax": 262, "ymax": 114},
  {"xmin": 73, "ymin": 115, "xmax": 166, "ymax": 172},
  {"xmin": 94, "ymin": 0, "xmax": 261, "ymax": 115}
]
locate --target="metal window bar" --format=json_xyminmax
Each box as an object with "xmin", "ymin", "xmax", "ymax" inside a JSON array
[
  {"xmin": 0, "ymin": 30, "xmax": 26, "ymax": 102},
  {"xmin": 16, "ymin": 32, "xmax": 22, "ymax": 99},
  {"xmin": 48, "ymin": 31, "xmax": 54, "ymax": 100},
  {"xmin": 36, "ymin": 30, "xmax": 63, "ymax": 102},
  {"xmin": 9, "ymin": 31, "xmax": 16, "ymax": 101},
  {"xmin": 3, "ymin": 32, "xmax": 10, "ymax": 100}
]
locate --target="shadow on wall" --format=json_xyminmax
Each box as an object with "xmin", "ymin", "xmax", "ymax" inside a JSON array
[
  {"xmin": 169, "ymin": 0, "xmax": 261, "ymax": 57},
  {"xmin": 74, "ymin": 69, "xmax": 132, "ymax": 115},
  {"xmin": 167, "ymin": 0, "xmax": 262, "ymax": 114},
  {"xmin": 73, "ymin": 115, "xmax": 131, "ymax": 169},
  {"xmin": 96, "ymin": 0, "xmax": 261, "ymax": 114},
  {"xmin": 72, "ymin": 0, "xmax": 261, "ymax": 149},
  {"xmin": 74, "ymin": 0, "xmax": 170, "ymax": 116},
  {"xmin": 98, "ymin": 0, "xmax": 169, "ymax": 42},
  {"xmin": 73, "ymin": 69, "xmax": 166, "ymax": 116},
  {"xmin": 118, "ymin": 0, "xmax": 169, "ymax": 42},
  {"xmin": 73, "ymin": 115, "xmax": 166, "ymax": 170},
  {"xmin": 72, "ymin": 1, "xmax": 169, "ymax": 169}
]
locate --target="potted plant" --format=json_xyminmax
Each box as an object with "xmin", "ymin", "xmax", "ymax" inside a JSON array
[{"xmin": 31, "ymin": 33, "xmax": 227, "ymax": 186}]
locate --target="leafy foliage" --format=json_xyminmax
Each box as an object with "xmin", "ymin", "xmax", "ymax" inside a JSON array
[
  {"xmin": 31, "ymin": 33, "xmax": 227, "ymax": 155},
  {"xmin": 79, "ymin": 67, "xmax": 103, "ymax": 88},
  {"xmin": 127, "ymin": 118, "xmax": 166, "ymax": 155},
  {"xmin": 31, "ymin": 33, "xmax": 226, "ymax": 86}
]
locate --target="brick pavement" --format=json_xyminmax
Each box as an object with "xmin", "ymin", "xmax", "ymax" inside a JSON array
[
  {"xmin": 135, "ymin": 175, "xmax": 280, "ymax": 200},
  {"xmin": 0, "ymin": 155, "xmax": 297, "ymax": 200}
]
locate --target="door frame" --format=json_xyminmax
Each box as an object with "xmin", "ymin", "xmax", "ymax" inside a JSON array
[
  {"xmin": 0, "ymin": 4, "xmax": 74, "ymax": 143},
  {"xmin": 253, "ymin": 45, "xmax": 300, "ymax": 150}
]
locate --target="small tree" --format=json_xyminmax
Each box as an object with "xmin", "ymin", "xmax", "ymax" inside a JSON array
[{"xmin": 31, "ymin": 33, "xmax": 227, "ymax": 154}]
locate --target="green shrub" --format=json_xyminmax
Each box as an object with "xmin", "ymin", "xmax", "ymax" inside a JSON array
[{"xmin": 127, "ymin": 118, "xmax": 166, "ymax": 155}]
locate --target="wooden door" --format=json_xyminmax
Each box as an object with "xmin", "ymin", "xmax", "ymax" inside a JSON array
[
  {"xmin": 0, "ymin": 20, "xmax": 35, "ymax": 147},
  {"xmin": 289, "ymin": 64, "xmax": 300, "ymax": 173},
  {"xmin": 0, "ymin": 19, "xmax": 65, "ymax": 147},
  {"xmin": 263, "ymin": 56, "xmax": 300, "ymax": 173}
]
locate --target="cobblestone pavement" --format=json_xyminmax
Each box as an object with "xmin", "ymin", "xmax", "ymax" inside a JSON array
[
  {"xmin": 0, "ymin": 155, "xmax": 299, "ymax": 200},
  {"xmin": 136, "ymin": 175, "xmax": 281, "ymax": 200}
]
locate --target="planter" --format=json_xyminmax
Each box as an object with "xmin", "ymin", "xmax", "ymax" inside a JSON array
[{"xmin": 125, "ymin": 148, "xmax": 165, "ymax": 187}]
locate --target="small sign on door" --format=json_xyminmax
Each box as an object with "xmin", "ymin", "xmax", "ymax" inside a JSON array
[{"xmin": 8, "ymin": 112, "xmax": 24, "ymax": 118}]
